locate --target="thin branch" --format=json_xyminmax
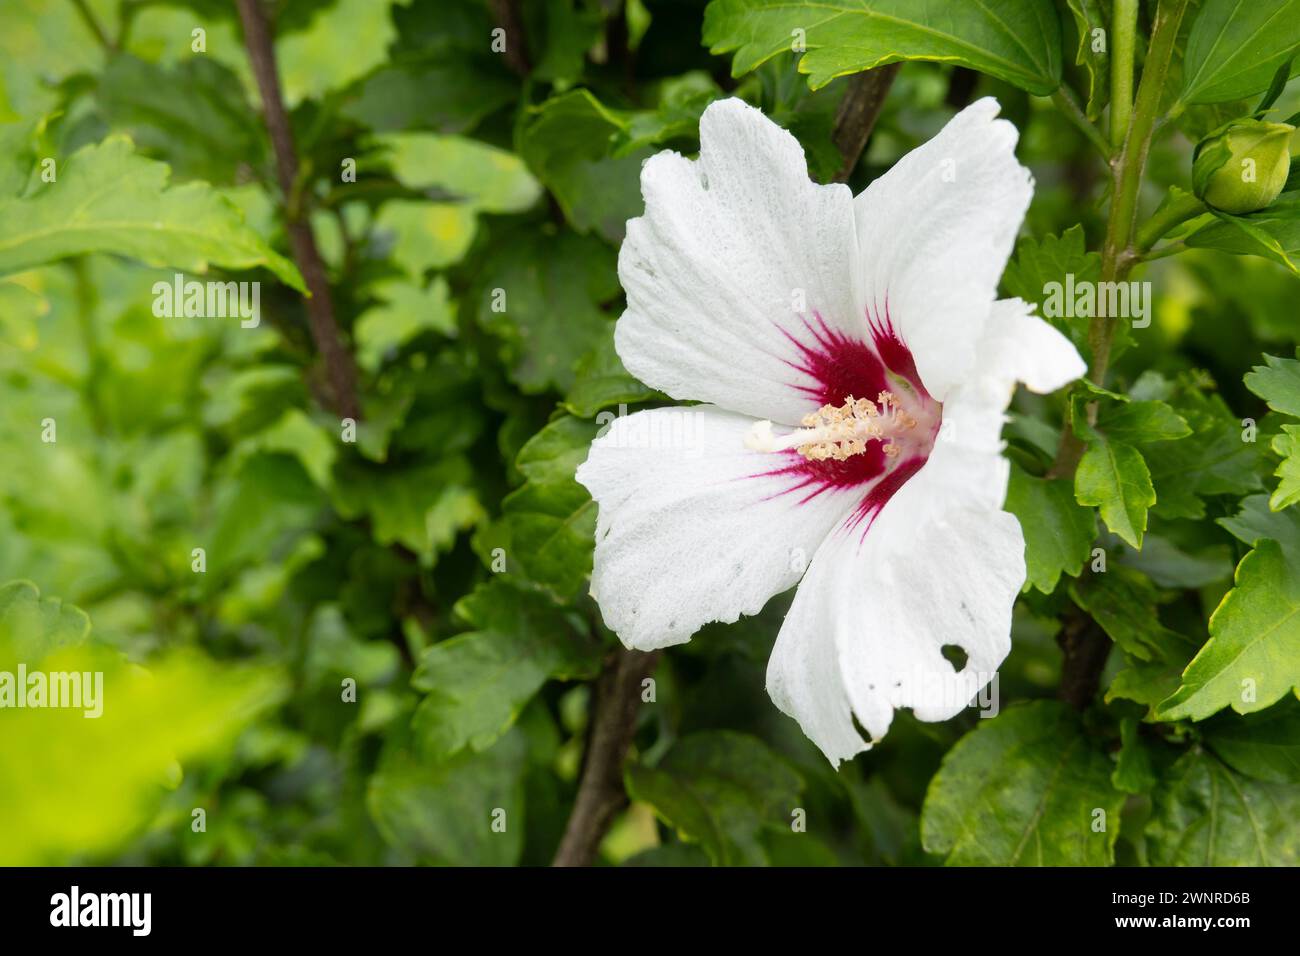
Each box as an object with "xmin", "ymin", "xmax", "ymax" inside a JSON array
[
  {"xmin": 831, "ymin": 64, "xmax": 901, "ymax": 183},
  {"xmin": 1134, "ymin": 191, "xmax": 1207, "ymax": 252},
  {"xmin": 1049, "ymin": 0, "xmax": 1191, "ymax": 478},
  {"xmin": 1108, "ymin": 0, "xmax": 1139, "ymax": 148},
  {"xmin": 489, "ymin": 0, "xmax": 531, "ymax": 76},
  {"xmin": 1141, "ymin": 239, "xmax": 1188, "ymax": 261},
  {"xmin": 1049, "ymin": 0, "xmax": 1192, "ymax": 707},
  {"xmin": 116, "ymin": 0, "xmax": 146, "ymax": 48},
  {"xmin": 944, "ymin": 66, "xmax": 979, "ymax": 110},
  {"xmin": 69, "ymin": 0, "xmax": 113, "ymax": 50},
  {"xmin": 236, "ymin": 0, "xmax": 361, "ymax": 421},
  {"xmin": 1051, "ymin": 86, "xmax": 1111, "ymax": 159},
  {"xmin": 1056, "ymin": 607, "xmax": 1111, "ymax": 709},
  {"xmin": 552, "ymin": 646, "xmax": 660, "ymax": 867},
  {"xmin": 604, "ymin": 0, "xmax": 636, "ymax": 97}
]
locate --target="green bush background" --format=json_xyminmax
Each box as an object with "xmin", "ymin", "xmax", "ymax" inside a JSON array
[{"xmin": 1, "ymin": 0, "xmax": 1299, "ymax": 866}]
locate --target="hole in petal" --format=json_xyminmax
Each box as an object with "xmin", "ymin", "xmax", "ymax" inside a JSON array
[{"xmin": 941, "ymin": 644, "xmax": 969, "ymax": 673}]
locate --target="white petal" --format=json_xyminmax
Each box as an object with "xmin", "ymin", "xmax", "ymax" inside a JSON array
[
  {"xmin": 890, "ymin": 297, "xmax": 1083, "ymax": 530},
  {"xmin": 975, "ymin": 297, "xmax": 1087, "ymax": 398},
  {"xmin": 768, "ymin": 294, "xmax": 1074, "ymax": 766},
  {"xmin": 768, "ymin": 476, "xmax": 1025, "ymax": 766},
  {"xmin": 616, "ymin": 98, "xmax": 860, "ymax": 425},
  {"xmin": 576, "ymin": 405, "xmax": 857, "ymax": 650},
  {"xmin": 853, "ymin": 98, "xmax": 1032, "ymax": 400},
  {"xmin": 892, "ymin": 298, "xmax": 1082, "ymax": 526}
]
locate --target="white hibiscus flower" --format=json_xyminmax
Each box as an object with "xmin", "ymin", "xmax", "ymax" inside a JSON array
[{"xmin": 575, "ymin": 97, "xmax": 1086, "ymax": 767}]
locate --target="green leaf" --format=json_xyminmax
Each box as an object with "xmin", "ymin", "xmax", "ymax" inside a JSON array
[
  {"xmin": 409, "ymin": 580, "xmax": 600, "ymax": 761},
  {"xmin": 1071, "ymin": 386, "xmax": 1209, "ymax": 537},
  {"xmin": 343, "ymin": 0, "xmax": 516, "ymax": 135},
  {"xmin": 1176, "ymin": 99, "xmax": 1256, "ymax": 141},
  {"xmin": 1244, "ymin": 351, "xmax": 1300, "ymax": 417},
  {"xmin": 1107, "ymin": 627, "xmax": 1202, "ymax": 711},
  {"xmin": 1178, "ymin": 0, "xmax": 1300, "ymax": 105},
  {"xmin": 561, "ymin": 324, "xmax": 656, "ymax": 418},
  {"xmin": 1146, "ymin": 747, "xmax": 1300, "ymax": 865},
  {"xmin": 229, "ymin": 408, "xmax": 337, "ymax": 491},
  {"xmin": 1069, "ymin": 565, "xmax": 1183, "ymax": 662},
  {"xmin": 345, "ymin": 60, "xmax": 515, "ymax": 134},
  {"xmin": 520, "ymin": 90, "xmax": 649, "ymax": 244},
  {"xmin": 624, "ymin": 843, "xmax": 713, "ymax": 867},
  {"xmin": 1186, "ymin": 197, "xmax": 1300, "ymax": 273},
  {"xmin": 1001, "ymin": 225, "xmax": 1104, "ymax": 361},
  {"xmin": 301, "ymin": 603, "xmax": 400, "ymax": 693},
  {"xmin": 274, "ymin": 0, "xmax": 401, "ymax": 107},
  {"xmin": 1112, "ymin": 717, "xmax": 1158, "ymax": 794},
  {"xmin": 519, "ymin": 82, "xmax": 721, "ymax": 240},
  {"xmin": 1095, "ymin": 400, "xmax": 1192, "ymax": 444},
  {"xmin": 526, "ymin": 0, "xmax": 607, "ymax": 85},
  {"xmin": 702, "ymin": 0, "xmax": 1063, "ymax": 94},
  {"xmin": 625, "ymin": 731, "xmax": 803, "ymax": 866},
  {"xmin": 373, "ymin": 200, "xmax": 478, "ymax": 276},
  {"xmin": 1205, "ymin": 698, "xmax": 1300, "ymax": 783},
  {"xmin": 0, "ymin": 137, "xmax": 304, "ymax": 291},
  {"xmin": 920, "ymin": 701, "xmax": 1124, "ymax": 865},
  {"xmin": 98, "ymin": 54, "xmax": 264, "ymax": 184},
  {"xmin": 0, "ymin": 0, "xmax": 105, "ymax": 118},
  {"xmin": 501, "ymin": 416, "xmax": 600, "ymax": 598},
  {"xmin": 202, "ymin": 365, "xmax": 308, "ymax": 435},
  {"xmin": 475, "ymin": 230, "xmax": 619, "ymax": 394},
  {"xmin": 368, "ymin": 727, "xmax": 527, "ymax": 866},
  {"xmin": 1157, "ymin": 539, "xmax": 1300, "ymax": 721},
  {"xmin": 1257, "ymin": 55, "xmax": 1297, "ymax": 113},
  {"xmin": 1004, "ymin": 464, "xmax": 1096, "ymax": 593},
  {"xmin": 1075, "ymin": 435, "xmax": 1154, "ymax": 549},
  {"xmin": 1065, "ymin": 0, "xmax": 1111, "ymax": 120},
  {"xmin": 376, "ymin": 132, "xmax": 541, "ymax": 213},
  {"xmin": 355, "ymin": 277, "xmax": 456, "ymax": 373},
  {"xmin": 1270, "ymin": 424, "xmax": 1300, "ymax": 510},
  {"xmin": 613, "ymin": 72, "xmax": 719, "ymax": 156},
  {"xmin": 1117, "ymin": 532, "xmax": 1234, "ymax": 588},
  {"xmin": 206, "ymin": 454, "xmax": 325, "ymax": 584},
  {"xmin": 1146, "ymin": 387, "xmax": 1262, "ymax": 520},
  {"xmin": 333, "ymin": 458, "xmax": 484, "ymax": 563},
  {"xmin": 0, "ymin": 279, "xmax": 45, "ymax": 352},
  {"xmin": 842, "ymin": 773, "xmax": 920, "ymax": 865},
  {"xmin": 1219, "ymin": 493, "xmax": 1300, "ymax": 564},
  {"xmin": 0, "ymin": 120, "xmax": 40, "ymax": 199},
  {"xmin": 0, "ymin": 583, "xmax": 284, "ymax": 865},
  {"xmin": 0, "ymin": 579, "xmax": 90, "ymax": 660}
]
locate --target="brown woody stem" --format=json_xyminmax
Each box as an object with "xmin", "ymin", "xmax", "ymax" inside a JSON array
[
  {"xmin": 832, "ymin": 64, "xmax": 901, "ymax": 183},
  {"xmin": 236, "ymin": 0, "xmax": 361, "ymax": 421},
  {"xmin": 552, "ymin": 647, "xmax": 660, "ymax": 867}
]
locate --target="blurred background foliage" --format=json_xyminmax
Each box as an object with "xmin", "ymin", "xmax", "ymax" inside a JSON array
[{"xmin": 0, "ymin": 0, "xmax": 1298, "ymax": 866}]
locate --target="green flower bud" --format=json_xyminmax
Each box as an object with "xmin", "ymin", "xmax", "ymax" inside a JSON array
[{"xmin": 1192, "ymin": 119, "xmax": 1295, "ymax": 215}]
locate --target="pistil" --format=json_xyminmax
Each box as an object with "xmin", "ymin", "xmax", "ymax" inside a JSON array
[{"xmin": 745, "ymin": 392, "xmax": 918, "ymax": 462}]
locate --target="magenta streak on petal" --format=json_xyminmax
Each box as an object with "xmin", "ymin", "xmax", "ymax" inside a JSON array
[
  {"xmin": 755, "ymin": 442, "xmax": 889, "ymax": 506},
  {"xmin": 847, "ymin": 453, "xmax": 926, "ymax": 535},
  {"xmin": 866, "ymin": 298, "xmax": 932, "ymax": 400},
  {"xmin": 746, "ymin": 300, "xmax": 939, "ymax": 534},
  {"xmin": 776, "ymin": 311, "xmax": 890, "ymax": 408}
]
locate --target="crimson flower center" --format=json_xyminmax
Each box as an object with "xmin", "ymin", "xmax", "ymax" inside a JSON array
[
  {"xmin": 746, "ymin": 307, "xmax": 943, "ymax": 531},
  {"xmin": 746, "ymin": 388, "xmax": 940, "ymax": 463}
]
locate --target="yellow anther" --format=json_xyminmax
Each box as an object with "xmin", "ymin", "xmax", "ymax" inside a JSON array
[{"xmin": 745, "ymin": 393, "xmax": 930, "ymax": 462}]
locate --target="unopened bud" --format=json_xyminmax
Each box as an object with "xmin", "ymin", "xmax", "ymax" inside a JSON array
[{"xmin": 1192, "ymin": 120, "xmax": 1294, "ymax": 215}]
